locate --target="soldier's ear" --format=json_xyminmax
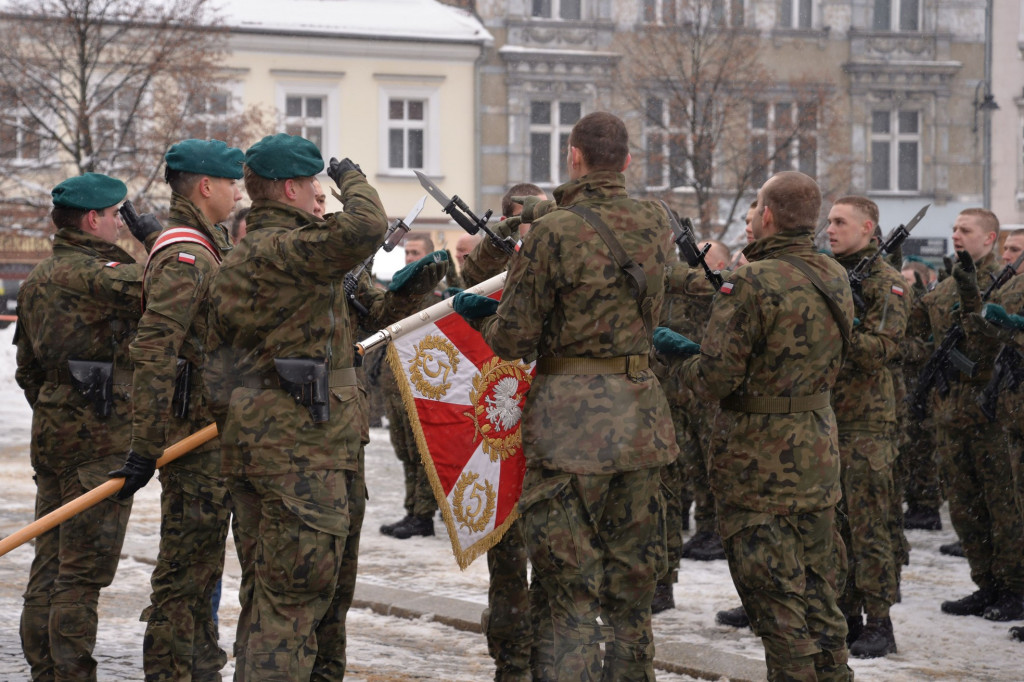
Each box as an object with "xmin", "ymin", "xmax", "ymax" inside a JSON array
[{"xmin": 621, "ymin": 153, "xmax": 632, "ymax": 173}]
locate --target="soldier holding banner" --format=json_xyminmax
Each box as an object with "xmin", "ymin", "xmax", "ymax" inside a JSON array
[
  {"xmin": 15, "ymin": 173, "xmax": 157, "ymax": 681},
  {"xmin": 454, "ymin": 111, "xmax": 677, "ymax": 680}
]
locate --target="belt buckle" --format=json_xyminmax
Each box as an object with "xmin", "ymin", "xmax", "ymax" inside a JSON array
[{"xmin": 626, "ymin": 354, "xmax": 643, "ymax": 380}]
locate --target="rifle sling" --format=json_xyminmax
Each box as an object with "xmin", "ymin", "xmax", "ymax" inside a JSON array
[
  {"xmin": 565, "ymin": 205, "xmax": 654, "ymax": 337},
  {"xmin": 776, "ymin": 254, "xmax": 852, "ymax": 360}
]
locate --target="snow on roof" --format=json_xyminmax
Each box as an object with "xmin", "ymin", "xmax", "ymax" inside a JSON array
[{"xmin": 214, "ymin": 0, "xmax": 492, "ymax": 44}]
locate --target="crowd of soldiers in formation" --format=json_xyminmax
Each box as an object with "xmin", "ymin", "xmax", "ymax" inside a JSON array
[{"xmin": 12, "ymin": 113, "xmax": 1024, "ymax": 682}]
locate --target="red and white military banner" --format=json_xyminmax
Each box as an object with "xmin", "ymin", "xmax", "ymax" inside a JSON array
[{"xmin": 386, "ymin": 293, "xmax": 534, "ymax": 569}]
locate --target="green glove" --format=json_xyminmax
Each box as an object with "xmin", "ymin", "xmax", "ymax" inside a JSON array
[
  {"xmin": 512, "ymin": 196, "xmax": 545, "ymax": 223},
  {"xmin": 952, "ymin": 250, "xmax": 981, "ymax": 313},
  {"xmin": 453, "ymin": 291, "xmax": 498, "ymax": 320},
  {"xmin": 389, "ymin": 250, "xmax": 449, "ymax": 294},
  {"xmin": 491, "ymin": 215, "xmax": 522, "ymax": 241},
  {"xmin": 652, "ymin": 327, "xmax": 700, "ymax": 356},
  {"xmin": 982, "ymin": 303, "xmax": 1024, "ymax": 331}
]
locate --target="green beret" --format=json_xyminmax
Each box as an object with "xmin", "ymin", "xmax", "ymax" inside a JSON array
[
  {"xmin": 245, "ymin": 133, "xmax": 324, "ymax": 180},
  {"xmin": 51, "ymin": 173, "xmax": 127, "ymax": 210},
  {"xmin": 903, "ymin": 254, "xmax": 937, "ymax": 270},
  {"xmin": 165, "ymin": 139, "xmax": 244, "ymax": 179}
]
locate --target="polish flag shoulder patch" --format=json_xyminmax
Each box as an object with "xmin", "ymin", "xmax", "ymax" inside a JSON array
[
  {"xmin": 177, "ymin": 252, "xmax": 196, "ymax": 265},
  {"xmin": 104, "ymin": 261, "xmax": 121, "ymax": 268},
  {"xmin": 891, "ymin": 284, "xmax": 904, "ymax": 297},
  {"xmin": 720, "ymin": 282, "xmax": 735, "ymax": 295}
]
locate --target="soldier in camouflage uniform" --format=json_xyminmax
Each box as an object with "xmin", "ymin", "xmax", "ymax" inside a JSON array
[
  {"xmin": 906, "ymin": 209, "xmax": 1024, "ymax": 623},
  {"xmin": 825, "ymin": 196, "xmax": 910, "ymax": 658},
  {"xmin": 658, "ymin": 171, "xmax": 854, "ymax": 681},
  {"xmin": 108, "ymin": 139, "xmax": 244, "ymax": 681},
  {"xmin": 378, "ymin": 232, "xmax": 442, "ymax": 539},
  {"xmin": 203, "ymin": 134, "xmax": 447, "ymax": 680},
  {"xmin": 15, "ymin": 173, "xmax": 159, "ymax": 681},
  {"xmin": 458, "ymin": 182, "xmax": 549, "ymax": 681},
  {"xmin": 454, "ymin": 112, "xmax": 677, "ymax": 681}
]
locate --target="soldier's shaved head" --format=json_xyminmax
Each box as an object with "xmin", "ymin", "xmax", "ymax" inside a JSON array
[
  {"xmin": 568, "ymin": 112, "xmax": 629, "ymax": 173},
  {"xmin": 761, "ymin": 171, "xmax": 822, "ymax": 233}
]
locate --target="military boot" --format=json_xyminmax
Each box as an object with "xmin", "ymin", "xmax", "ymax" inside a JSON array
[
  {"xmin": 688, "ymin": 532, "xmax": 727, "ymax": 561},
  {"xmin": 390, "ymin": 514, "xmax": 435, "ymax": 539},
  {"xmin": 941, "ymin": 588, "xmax": 999, "ymax": 616},
  {"xmin": 849, "ymin": 617, "xmax": 897, "ymax": 658},
  {"xmin": 380, "ymin": 514, "xmax": 413, "ymax": 536},
  {"xmin": 651, "ymin": 583, "xmax": 675, "ymax": 614},
  {"xmin": 939, "ymin": 540, "xmax": 965, "ymax": 557},
  {"xmin": 903, "ymin": 506, "xmax": 942, "ymax": 531},
  {"xmin": 845, "ymin": 613, "xmax": 864, "ymax": 646},
  {"xmin": 983, "ymin": 591, "xmax": 1024, "ymax": 622},
  {"xmin": 715, "ymin": 604, "xmax": 750, "ymax": 628},
  {"xmin": 1010, "ymin": 626, "xmax": 1024, "ymax": 642}
]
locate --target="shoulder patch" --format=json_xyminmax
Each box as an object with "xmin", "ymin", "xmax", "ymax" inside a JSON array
[
  {"xmin": 719, "ymin": 281, "xmax": 735, "ymax": 295},
  {"xmin": 891, "ymin": 284, "xmax": 904, "ymax": 297},
  {"xmin": 177, "ymin": 252, "xmax": 197, "ymax": 265},
  {"xmin": 104, "ymin": 261, "xmax": 121, "ymax": 268}
]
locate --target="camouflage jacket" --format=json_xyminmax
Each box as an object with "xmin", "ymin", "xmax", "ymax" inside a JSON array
[
  {"xmin": 655, "ymin": 259, "xmax": 717, "ymax": 406},
  {"xmin": 677, "ymin": 230, "xmax": 854, "ymax": 516},
  {"xmin": 905, "ymin": 252, "xmax": 1001, "ymax": 426},
  {"xmin": 129, "ymin": 194, "xmax": 234, "ymax": 470},
  {"xmin": 477, "ymin": 170, "xmax": 678, "ymax": 474},
  {"xmin": 204, "ymin": 170, "xmax": 387, "ymax": 477},
  {"xmin": 968, "ymin": 269, "xmax": 1024, "ymax": 422},
  {"xmin": 15, "ymin": 228, "xmax": 144, "ymax": 469},
  {"xmin": 832, "ymin": 246, "xmax": 910, "ymax": 430}
]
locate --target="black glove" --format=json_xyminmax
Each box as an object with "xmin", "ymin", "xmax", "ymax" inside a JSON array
[
  {"xmin": 108, "ymin": 450, "xmax": 157, "ymax": 500},
  {"xmin": 953, "ymin": 250, "xmax": 981, "ymax": 313},
  {"xmin": 328, "ymin": 157, "xmax": 364, "ymax": 188},
  {"xmin": 129, "ymin": 213, "xmax": 163, "ymax": 243}
]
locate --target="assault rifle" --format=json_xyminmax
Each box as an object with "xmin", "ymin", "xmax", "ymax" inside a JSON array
[
  {"xmin": 343, "ymin": 195, "xmax": 426, "ymax": 316},
  {"xmin": 848, "ymin": 203, "xmax": 929, "ymax": 310},
  {"xmin": 659, "ymin": 201, "xmax": 723, "ymax": 291},
  {"xmin": 979, "ymin": 344, "xmax": 1024, "ymax": 422},
  {"xmin": 909, "ymin": 249, "xmax": 1024, "ymax": 420},
  {"xmin": 414, "ymin": 170, "xmax": 516, "ymax": 256}
]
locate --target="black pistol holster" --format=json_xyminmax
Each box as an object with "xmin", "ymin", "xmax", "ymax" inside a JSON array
[
  {"xmin": 172, "ymin": 358, "xmax": 191, "ymax": 419},
  {"xmin": 274, "ymin": 358, "xmax": 330, "ymax": 423},
  {"xmin": 67, "ymin": 360, "xmax": 113, "ymax": 419}
]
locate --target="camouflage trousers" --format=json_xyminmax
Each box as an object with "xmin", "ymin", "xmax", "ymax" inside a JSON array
[
  {"xmin": 141, "ymin": 465, "xmax": 232, "ymax": 682},
  {"xmin": 719, "ymin": 503, "xmax": 852, "ymax": 682},
  {"xmin": 657, "ymin": 460, "xmax": 683, "ymax": 590},
  {"xmin": 227, "ymin": 467, "xmax": 357, "ymax": 682},
  {"xmin": 484, "ymin": 518, "xmax": 535, "ymax": 681},
  {"xmin": 937, "ymin": 421, "xmax": 1024, "ymax": 594},
  {"xmin": 383, "ymin": 390, "xmax": 437, "ymax": 517},
  {"xmin": 519, "ymin": 467, "xmax": 666, "ymax": 682},
  {"xmin": 674, "ymin": 403, "xmax": 715, "ymax": 534},
  {"xmin": 896, "ymin": 412, "xmax": 943, "ymax": 511},
  {"xmin": 21, "ymin": 454, "xmax": 132, "ymax": 682},
  {"xmin": 836, "ymin": 429, "xmax": 899, "ymax": 619}
]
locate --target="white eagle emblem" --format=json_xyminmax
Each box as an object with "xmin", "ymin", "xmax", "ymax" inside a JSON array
[{"xmin": 484, "ymin": 377, "xmax": 522, "ymax": 431}]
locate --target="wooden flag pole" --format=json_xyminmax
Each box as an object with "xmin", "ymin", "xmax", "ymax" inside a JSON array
[
  {"xmin": 355, "ymin": 271, "xmax": 507, "ymax": 357},
  {"xmin": 0, "ymin": 423, "xmax": 219, "ymax": 559}
]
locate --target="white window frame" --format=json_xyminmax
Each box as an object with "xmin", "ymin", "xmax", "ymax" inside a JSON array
[
  {"xmin": 183, "ymin": 82, "xmax": 243, "ymax": 142},
  {"xmin": 709, "ymin": 0, "xmax": 746, "ymax": 28},
  {"xmin": 750, "ymin": 99, "xmax": 818, "ymax": 186},
  {"xmin": 275, "ymin": 81, "xmax": 340, "ymax": 158},
  {"xmin": 643, "ymin": 95, "xmax": 692, "ymax": 191},
  {"xmin": 531, "ymin": 0, "xmax": 583, "ymax": 21},
  {"xmin": 0, "ymin": 92, "xmax": 45, "ymax": 165},
  {"xmin": 377, "ymin": 84, "xmax": 440, "ymax": 177},
  {"xmin": 92, "ymin": 86, "xmax": 140, "ymax": 158},
  {"xmin": 872, "ymin": 0, "xmax": 920, "ymax": 32},
  {"xmin": 777, "ymin": 0, "xmax": 814, "ymax": 29},
  {"xmin": 870, "ymin": 108, "xmax": 920, "ymax": 193},
  {"xmin": 528, "ymin": 99, "xmax": 582, "ymax": 188}
]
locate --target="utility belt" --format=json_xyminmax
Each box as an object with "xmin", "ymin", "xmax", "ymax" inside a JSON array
[
  {"xmin": 47, "ymin": 361, "xmax": 133, "ymax": 419},
  {"xmin": 239, "ymin": 359, "xmax": 358, "ymax": 423},
  {"xmin": 535, "ymin": 354, "xmax": 649, "ymax": 378},
  {"xmin": 721, "ymin": 391, "xmax": 831, "ymax": 414}
]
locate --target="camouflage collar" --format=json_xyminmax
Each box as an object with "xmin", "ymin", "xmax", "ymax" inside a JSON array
[
  {"xmin": 553, "ymin": 170, "xmax": 627, "ymax": 207},
  {"xmin": 245, "ymin": 199, "xmax": 318, "ymax": 234},
  {"xmin": 836, "ymin": 244, "xmax": 876, "ymax": 268},
  {"xmin": 743, "ymin": 230, "xmax": 816, "ymax": 263},
  {"xmin": 52, "ymin": 227, "xmax": 136, "ymax": 263},
  {"xmin": 168, "ymin": 193, "xmax": 234, "ymax": 254}
]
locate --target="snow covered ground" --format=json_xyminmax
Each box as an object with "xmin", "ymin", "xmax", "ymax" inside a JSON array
[{"xmin": 0, "ymin": 321, "xmax": 1022, "ymax": 680}]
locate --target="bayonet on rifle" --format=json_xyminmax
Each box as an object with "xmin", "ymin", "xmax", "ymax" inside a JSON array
[
  {"xmin": 848, "ymin": 203, "xmax": 929, "ymax": 310},
  {"xmin": 414, "ymin": 170, "xmax": 516, "ymax": 256}
]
